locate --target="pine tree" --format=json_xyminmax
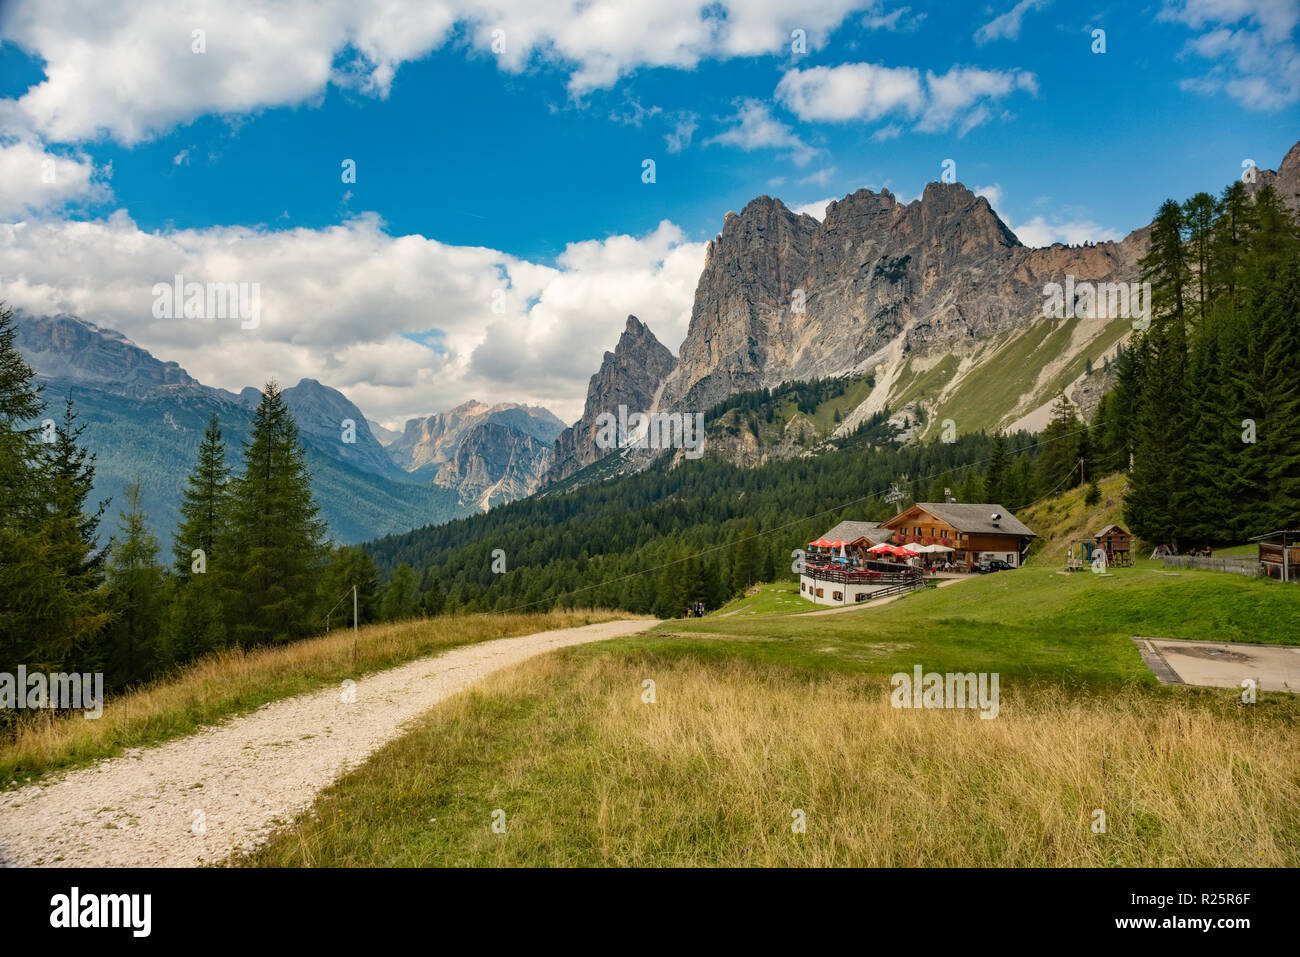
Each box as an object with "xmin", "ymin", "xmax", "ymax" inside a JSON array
[
  {"xmin": 1036, "ymin": 394, "xmax": 1081, "ymax": 496},
  {"xmin": 418, "ymin": 565, "xmax": 444, "ymax": 618},
  {"xmin": 730, "ymin": 520, "xmax": 759, "ymax": 591},
  {"xmin": 173, "ymin": 416, "xmax": 230, "ymax": 580},
  {"xmin": 984, "ymin": 431, "xmax": 1010, "ymax": 504},
  {"xmin": 225, "ymin": 381, "xmax": 327, "ymax": 645},
  {"xmin": 43, "ymin": 395, "xmax": 110, "ymax": 670},
  {"xmin": 167, "ymin": 415, "xmax": 232, "ymax": 661},
  {"xmin": 380, "ymin": 563, "xmax": 419, "ymax": 621},
  {"xmin": 102, "ymin": 479, "xmax": 168, "ymax": 689},
  {"xmin": 0, "ymin": 307, "xmax": 109, "ymax": 672},
  {"xmin": 1125, "ymin": 199, "xmax": 1193, "ymax": 545}
]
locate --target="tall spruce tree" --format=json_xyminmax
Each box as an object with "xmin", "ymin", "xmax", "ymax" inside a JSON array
[
  {"xmin": 983, "ymin": 431, "xmax": 1010, "ymax": 505},
  {"xmin": 167, "ymin": 415, "xmax": 232, "ymax": 661},
  {"xmin": 1125, "ymin": 200, "xmax": 1193, "ymax": 546},
  {"xmin": 380, "ymin": 563, "xmax": 420, "ymax": 621},
  {"xmin": 225, "ymin": 381, "xmax": 327, "ymax": 645},
  {"xmin": 102, "ymin": 479, "xmax": 168, "ymax": 689},
  {"xmin": 44, "ymin": 396, "xmax": 110, "ymax": 671},
  {"xmin": 0, "ymin": 307, "xmax": 109, "ymax": 672},
  {"xmin": 1036, "ymin": 394, "xmax": 1082, "ymax": 495}
]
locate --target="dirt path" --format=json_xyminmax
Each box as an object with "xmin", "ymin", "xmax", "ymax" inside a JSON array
[{"xmin": 0, "ymin": 618, "xmax": 655, "ymax": 868}]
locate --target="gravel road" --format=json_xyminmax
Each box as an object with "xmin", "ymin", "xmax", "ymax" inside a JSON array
[{"xmin": 0, "ymin": 618, "xmax": 655, "ymax": 867}]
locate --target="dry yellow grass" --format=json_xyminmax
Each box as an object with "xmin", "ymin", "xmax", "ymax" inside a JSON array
[
  {"xmin": 249, "ymin": 650, "xmax": 1300, "ymax": 867},
  {"xmin": 0, "ymin": 609, "xmax": 630, "ymax": 786}
]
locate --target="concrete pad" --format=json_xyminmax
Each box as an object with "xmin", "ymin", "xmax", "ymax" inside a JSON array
[{"xmin": 1135, "ymin": 637, "xmax": 1300, "ymax": 693}]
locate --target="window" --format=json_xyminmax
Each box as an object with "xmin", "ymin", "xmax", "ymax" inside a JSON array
[
  {"xmin": 832, "ymin": 591, "xmax": 842, "ymax": 601},
  {"xmin": 815, "ymin": 588, "xmax": 824, "ymax": 598},
  {"xmin": 800, "ymin": 582, "xmax": 806, "ymax": 592},
  {"xmin": 855, "ymin": 593, "xmax": 867, "ymax": 602}
]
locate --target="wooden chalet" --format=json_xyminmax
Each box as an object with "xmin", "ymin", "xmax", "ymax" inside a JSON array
[
  {"xmin": 880, "ymin": 503, "xmax": 1036, "ymax": 570},
  {"xmin": 799, "ymin": 520, "xmax": 910, "ymax": 607}
]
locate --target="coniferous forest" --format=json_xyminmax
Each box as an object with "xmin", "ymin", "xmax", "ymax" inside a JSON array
[{"xmin": 1100, "ymin": 182, "xmax": 1300, "ymax": 546}]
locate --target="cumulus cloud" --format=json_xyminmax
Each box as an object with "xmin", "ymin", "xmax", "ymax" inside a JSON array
[
  {"xmin": 0, "ymin": 0, "xmax": 873, "ymax": 145},
  {"xmin": 916, "ymin": 66, "xmax": 1038, "ymax": 132},
  {"xmin": 1160, "ymin": 0, "xmax": 1300, "ymax": 108},
  {"xmin": 790, "ymin": 197, "xmax": 835, "ymax": 220},
  {"xmin": 0, "ymin": 212, "xmax": 706, "ymax": 423},
  {"xmin": 776, "ymin": 62, "xmax": 1036, "ymax": 135},
  {"xmin": 705, "ymin": 99, "xmax": 819, "ymax": 166},
  {"xmin": 0, "ymin": 139, "xmax": 111, "ymax": 218},
  {"xmin": 974, "ymin": 0, "xmax": 1051, "ymax": 44},
  {"xmin": 776, "ymin": 63, "xmax": 924, "ymax": 123},
  {"xmin": 1011, "ymin": 215, "xmax": 1123, "ymax": 247}
]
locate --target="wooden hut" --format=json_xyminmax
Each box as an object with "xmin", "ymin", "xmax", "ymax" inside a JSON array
[
  {"xmin": 1092, "ymin": 524, "xmax": 1132, "ymax": 567},
  {"xmin": 1250, "ymin": 530, "xmax": 1300, "ymax": 582}
]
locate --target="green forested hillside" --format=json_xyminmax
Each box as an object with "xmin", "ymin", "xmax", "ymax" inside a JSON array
[{"xmin": 366, "ymin": 427, "xmax": 1070, "ymax": 616}]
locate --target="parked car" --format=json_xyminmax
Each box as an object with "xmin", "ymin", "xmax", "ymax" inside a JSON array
[{"xmin": 976, "ymin": 559, "xmax": 1015, "ymax": 573}]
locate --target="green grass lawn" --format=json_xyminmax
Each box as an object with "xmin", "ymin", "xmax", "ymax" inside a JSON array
[
  {"xmin": 650, "ymin": 561, "xmax": 1300, "ymax": 686},
  {"xmin": 708, "ymin": 582, "xmax": 820, "ymax": 617}
]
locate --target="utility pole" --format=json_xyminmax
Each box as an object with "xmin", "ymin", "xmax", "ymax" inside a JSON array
[{"xmin": 352, "ymin": 584, "xmax": 359, "ymax": 667}]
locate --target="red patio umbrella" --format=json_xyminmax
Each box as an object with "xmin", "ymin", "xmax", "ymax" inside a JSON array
[{"xmin": 808, "ymin": 538, "xmax": 832, "ymax": 548}]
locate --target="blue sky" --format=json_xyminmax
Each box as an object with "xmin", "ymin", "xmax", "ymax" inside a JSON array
[{"xmin": 0, "ymin": 0, "xmax": 1296, "ymax": 423}]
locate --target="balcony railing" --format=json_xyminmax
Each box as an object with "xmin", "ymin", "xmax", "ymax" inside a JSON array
[{"xmin": 802, "ymin": 561, "xmax": 922, "ymax": 585}]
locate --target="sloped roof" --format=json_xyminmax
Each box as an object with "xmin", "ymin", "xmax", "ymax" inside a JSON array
[
  {"xmin": 819, "ymin": 520, "xmax": 893, "ymax": 544},
  {"xmin": 887, "ymin": 503, "xmax": 1035, "ymax": 538},
  {"xmin": 1093, "ymin": 524, "xmax": 1128, "ymax": 538}
]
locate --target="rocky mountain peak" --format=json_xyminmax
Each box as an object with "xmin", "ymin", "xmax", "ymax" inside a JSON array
[
  {"xmin": 542, "ymin": 315, "xmax": 676, "ymax": 484},
  {"xmin": 13, "ymin": 311, "xmax": 200, "ymax": 396}
]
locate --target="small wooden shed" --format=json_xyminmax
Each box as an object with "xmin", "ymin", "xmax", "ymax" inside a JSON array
[
  {"xmin": 1250, "ymin": 530, "xmax": 1300, "ymax": 582},
  {"xmin": 1093, "ymin": 524, "xmax": 1132, "ymax": 566}
]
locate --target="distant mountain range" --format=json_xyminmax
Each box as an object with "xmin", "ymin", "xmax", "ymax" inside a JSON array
[
  {"xmin": 13, "ymin": 312, "xmax": 563, "ymax": 544},
  {"xmin": 544, "ymin": 140, "xmax": 1300, "ymax": 487}
]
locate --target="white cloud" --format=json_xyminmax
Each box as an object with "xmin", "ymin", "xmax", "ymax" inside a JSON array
[
  {"xmin": 800, "ymin": 166, "xmax": 837, "ymax": 186},
  {"xmin": 790, "ymin": 197, "xmax": 835, "ymax": 220},
  {"xmin": 917, "ymin": 66, "xmax": 1038, "ymax": 133},
  {"xmin": 776, "ymin": 62, "xmax": 1036, "ymax": 136},
  {"xmin": 705, "ymin": 99, "xmax": 818, "ymax": 166},
  {"xmin": 0, "ymin": 212, "xmax": 706, "ymax": 423},
  {"xmin": 1159, "ymin": 0, "xmax": 1300, "ymax": 108},
  {"xmin": 664, "ymin": 113, "xmax": 698, "ymax": 154},
  {"xmin": 973, "ymin": 183, "xmax": 1005, "ymax": 213},
  {"xmin": 974, "ymin": 0, "xmax": 1051, "ymax": 44},
  {"xmin": 862, "ymin": 6, "xmax": 926, "ymax": 31},
  {"xmin": 1011, "ymin": 215, "xmax": 1123, "ymax": 247},
  {"xmin": 0, "ymin": 139, "xmax": 111, "ymax": 218},
  {"xmin": 776, "ymin": 63, "xmax": 924, "ymax": 122},
  {"xmin": 0, "ymin": 0, "xmax": 873, "ymax": 145}
]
